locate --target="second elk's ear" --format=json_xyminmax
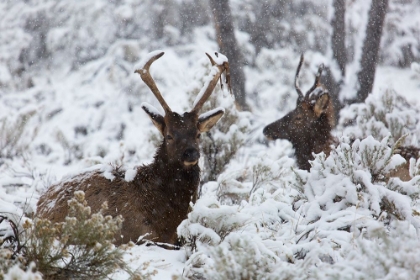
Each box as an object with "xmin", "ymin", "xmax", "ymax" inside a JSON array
[
  {"xmin": 142, "ymin": 102, "xmax": 165, "ymax": 135},
  {"xmin": 314, "ymin": 93, "xmax": 330, "ymax": 118},
  {"xmin": 197, "ymin": 108, "xmax": 225, "ymax": 132}
]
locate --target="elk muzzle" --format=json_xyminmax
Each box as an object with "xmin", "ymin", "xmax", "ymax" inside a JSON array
[
  {"xmin": 182, "ymin": 148, "xmax": 200, "ymax": 166},
  {"xmin": 263, "ymin": 120, "xmax": 288, "ymax": 141}
]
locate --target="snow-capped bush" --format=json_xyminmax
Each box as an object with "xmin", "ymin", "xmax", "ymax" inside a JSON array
[
  {"xmin": 381, "ymin": 0, "xmax": 420, "ymax": 67},
  {"xmin": 0, "ymin": 191, "xmax": 144, "ymax": 279},
  {"xmin": 180, "ymin": 134, "xmax": 420, "ymax": 279},
  {"xmin": 316, "ymin": 221, "xmax": 420, "ymax": 280},
  {"xmin": 203, "ymin": 233, "xmax": 280, "ymax": 280},
  {"xmin": 0, "ymin": 262, "xmax": 42, "ymax": 280},
  {"xmin": 286, "ymin": 135, "xmax": 420, "ymax": 277},
  {"xmin": 179, "ymin": 154, "xmax": 299, "ymax": 277},
  {"xmin": 0, "ymin": 109, "xmax": 37, "ymax": 161},
  {"xmin": 339, "ymin": 89, "xmax": 420, "ymax": 147}
]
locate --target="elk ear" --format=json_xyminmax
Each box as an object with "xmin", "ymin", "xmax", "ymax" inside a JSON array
[
  {"xmin": 198, "ymin": 107, "xmax": 225, "ymax": 132},
  {"xmin": 141, "ymin": 102, "xmax": 165, "ymax": 135},
  {"xmin": 314, "ymin": 94, "xmax": 330, "ymax": 118}
]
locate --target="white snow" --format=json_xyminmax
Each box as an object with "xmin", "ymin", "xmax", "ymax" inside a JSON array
[
  {"xmin": 198, "ymin": 106, "xmax": 225, "ymax": 120},
  {"xmin": 136, "ymin": 50, "xmax": 165, "ymax": 71},
  {"xmin": 124, "ymin": 168, "xmax": 137, "ymax": 182},
  {"xmin": 141, "ymin": 102, "xmax": 164, "ymax": 116}
]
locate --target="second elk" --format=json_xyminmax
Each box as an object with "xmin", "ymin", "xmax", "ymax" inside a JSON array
[
  {"xmin": 263, "ymin": 55, "xmax": 335, "ymax": 171},
  {"xmin": 263, "ymin": 55, "xmax": 419, "ymax": 180},
  {"xmin": 37, "ymin": 51, "xmax": 230, "ymax": 245}
]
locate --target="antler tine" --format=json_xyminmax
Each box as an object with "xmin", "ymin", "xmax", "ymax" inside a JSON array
[
  {"xmin": 306, "ymin": 63, "xmax": 324, "ymax": 95},
  {"xmin": 191, "ymin": 52, "xmax": 229, "ymax": 113},
  {"xmin": 295, "ymin": 54, "xmax": 305, "ymax": 99},
  {"xmin": 135, "ymin": 51, "xmax": 171, "ymax": 113}
]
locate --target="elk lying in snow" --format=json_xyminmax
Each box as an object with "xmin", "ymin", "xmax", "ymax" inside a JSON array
[
  {"xmin": 263, "ymin": 55, "xmax": 335, "ymax": 171},
  {"xmin": 37, "ymin": 51, "xmax": 230, "ymax": 245},
  {"xmin": 263, "ymin": 55, "xmax": 419, "ymax": 180}
]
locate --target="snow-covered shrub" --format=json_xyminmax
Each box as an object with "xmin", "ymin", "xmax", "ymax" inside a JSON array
[
  {"xmin": 216, "ymin": 155, "xmax": 295, "ymax": 205},
  {"xmin": 25, "ymin": 192, "xmax": 125, "ymax": 278},
  {"xmin": 295, "ymin": 136, "xmax": 420, "ymax": 259},
  {"xmin": 233, "ymin": 0, "xmax": 330, "ymax": 56},
  {"xmin": 0, "ymin": 110, "xmax": 36, "ymax": 161},
  {"xmin": 178, "ymin": 196, "xmax": 246, "ymax": 255},
  {"xmin": 0, "ymin": 262, "xmax": 42, "ymax": 280},
  {"xmin": 381, "ymin": 0, "xmax": 420, "ymax": 67},
  {"xmin": 198, "ymin": 103, "xmax": 250, "ymax": 184},
  {"xmin": 203, "ymin": 233, "xmax": 279, "ymax": 280},
  {"xmin": 22, "ymin": 191, "xmax": 131, "ymax": 279},
  {"xmin": 179, "ymin": 154, "xmax": 299, "ymax": 277},
  {"xmin": 339, "ymin": 89, "xmax": 420, "ymax": 147},
  {"xmin": 315, "ymin": 221, "xmax": 420, "ymax": 280}
]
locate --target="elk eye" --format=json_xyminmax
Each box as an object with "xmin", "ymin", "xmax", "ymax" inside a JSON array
[
  {"xmin": 166, "ymin": 135, "xmax": 173, "ymax": 140},
  {"xmin": 196, "ymin": 133, "xmax": 201, "ymax": 139}
]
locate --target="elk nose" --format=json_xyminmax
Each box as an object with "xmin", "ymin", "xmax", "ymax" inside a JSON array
[
  {"xmin": 182, "ymin": 148, "xmax": 200, "ymax": 165},
  {"xmin": 263, "ymin": 126, "xmax": 273, "ymax": 139}
]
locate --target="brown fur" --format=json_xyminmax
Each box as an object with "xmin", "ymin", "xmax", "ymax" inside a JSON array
[
  {"xmin": 389, "ymin": 146, "xmax": 420, "ymax": 181},
  {"xmin": 37, "ymin": 142, "xmax": 200, "ymax": 245}
]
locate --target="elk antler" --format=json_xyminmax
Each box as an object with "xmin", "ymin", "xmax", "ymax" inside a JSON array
[
  {"xmin": 295, "ymin": 54, "xmax": 305, "ymax": 100},
  {"xmin": 135, "ymin": 51, "xmax": 172, "ymax": 113},
  {"xmin": 306, "ymin": 63, "xmax": 324, "ymax": 96},
  {"xmin": 191, "ymin": 52, "xmax": 230, "ymax": 113}
]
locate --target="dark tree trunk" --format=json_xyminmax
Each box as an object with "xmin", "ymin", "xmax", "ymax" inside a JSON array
[
  {"xmin": 322, "ymin": 67, "xmax": 343, "ymax": 125},
  {"xmin": 209, "ymin": 0, "xmax": 249, "ymax": 111},
  {"xmin": 323, "ymin": 0, "xmax": 347, "ymax": 125},
  {"xmin": 250, "ymin": 2, "xmax": 271, "ymax": 55},
  {"xmin": 331, "ymin": 0, "xmax": 347, "ymax": 77},
  {"xmin": 354, "ymin": 0, "xmax": 389, "ymax": 103}
]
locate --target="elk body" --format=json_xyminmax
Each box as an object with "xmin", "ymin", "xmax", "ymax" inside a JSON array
[
  {"xmin": 263, "ymin": 55, "xmax": 419, "ymax": 180},
  {"xmin": 263, "ymin": 55, "xmax": 335, "ymax": 171},
  {"xmin": 37, "ymin": 51, "xmax": 230, "ymax": 245}
]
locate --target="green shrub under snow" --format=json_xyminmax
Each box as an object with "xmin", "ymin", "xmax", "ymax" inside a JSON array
[
  {"xmin": 0, "ymin": 109, "xmax": 36, "ymax": 161},
  {"xmin": 0, "ymin": 191, "xmax": 151, "ymax": 279}
]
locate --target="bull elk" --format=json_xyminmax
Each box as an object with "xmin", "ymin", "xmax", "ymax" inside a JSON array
[
  {"xmin": 37, "ymin": 51, "xmax": 230, "ymax": 245},
  {"xmin": 263, "ymin": 55, "xmax": 419, "ymax": 180}
]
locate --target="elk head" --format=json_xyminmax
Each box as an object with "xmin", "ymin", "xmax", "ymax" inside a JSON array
[
  {"xmin": 135, "ymin": 51, "xmax": 229, "ymax": 168},
  {"xmin": 263, "ymin": 55, "xmax": 335, "ymax": 170}
]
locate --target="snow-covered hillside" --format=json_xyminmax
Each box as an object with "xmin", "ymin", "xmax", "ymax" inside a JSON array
[{"xmin": 1, "ymin": 0, "xmax": 420, "ymax": 279}]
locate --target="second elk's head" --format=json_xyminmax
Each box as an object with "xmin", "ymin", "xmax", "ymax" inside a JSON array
[{"xmin": 135, "ymin": 51, "xmax": 229, "ymax": 168}]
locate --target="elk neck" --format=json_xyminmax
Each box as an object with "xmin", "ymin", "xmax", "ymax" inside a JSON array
[
  {"xmin": 141, "ymin": 140, "xmax": 200, "ymax": 198},
  {"xmin": 293, "ymin": 114, "xmax": 334, "ymax": 171}
]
